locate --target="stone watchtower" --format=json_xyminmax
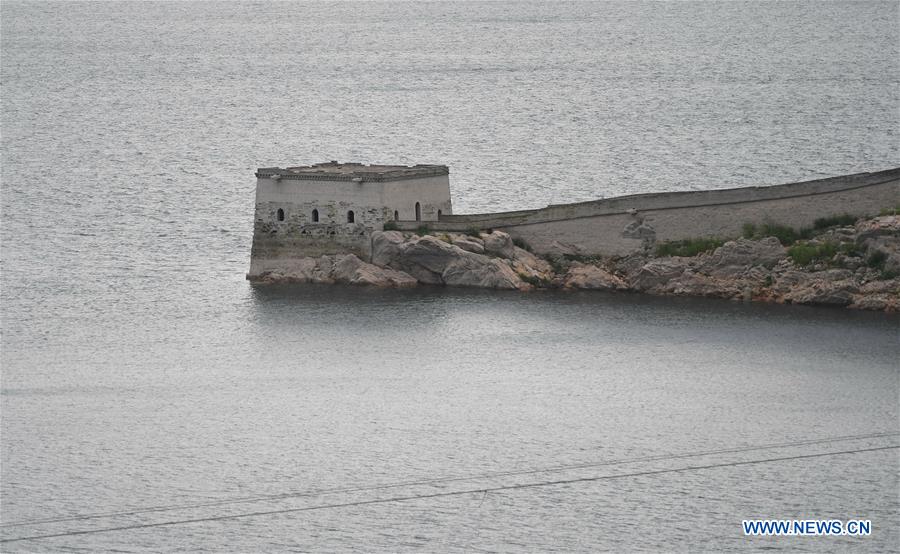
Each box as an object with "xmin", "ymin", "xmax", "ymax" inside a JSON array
[{"xmin": 248, "ymin": 161, "xmax": 452, "ymax": 277}]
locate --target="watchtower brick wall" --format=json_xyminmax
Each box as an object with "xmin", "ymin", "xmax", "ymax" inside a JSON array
[{"xmin": 249, "ymin": 162, "xmax": 452, "ymax": 278}]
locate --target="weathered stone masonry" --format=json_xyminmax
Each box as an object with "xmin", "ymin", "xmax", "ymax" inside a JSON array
[
  {"xmin": 249, "ymin": 161, "xmax": 453, "ymax": 278},
  {"xmin": 395, "ymin": 168, "xmax": 900, "ymax": 257},
  {"xmin": 248, "ymin": 162, "xmax": 899, "ymax": 279}
]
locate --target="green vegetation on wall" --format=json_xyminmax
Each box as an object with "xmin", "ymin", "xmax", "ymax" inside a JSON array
[
  {"xmin": 787, "ymin": 242, "xmax": 838, "ymax": 267},
  {"xmin": 512, "ymin": 237, "xmax": 532, "ymax": 252},
  {"xmin": 812, "ymin": 214, "xmax": 857, "ymax": 229}
]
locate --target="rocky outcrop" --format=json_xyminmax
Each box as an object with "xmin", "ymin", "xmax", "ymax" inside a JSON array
[
  {"xmin": 482, "ymin": 231, "xmax": 517, "ymax": 259},
  {"xmin": 253, "ymin": 254, "xmax": 416, "ymax": 287},
  {"xmin": 562, "ymin": 265, "xmax": 628, "ymax": 290},
  {"xmin": 849, "ymin": 278, "xmax": 900, "ymax": 311},
  {"xmin": 370, "ymin": 231, "xmax": 407, "ymax": 267},
  {"xmin": 381, "ymin": 235, "xmax": 465, "ymax": 285},
  {"xmin": 442, "ymin": 256, "xmax": 523, "ymax": 289},
  {"xmin": 630, "ymin": 259, "xmax": 689, "ymax": 291},
  {"xmin": 371, "ymin": 231, "xmax": 533, "ymax": 289},
  {"xmin": 779, "ymin": 269, "xmax": 859, "ymax": 306},
  {"xmin": 249, "ymin": 217, "xmax": 900, "ymax": 312},
  {"xmin": 703, "ymin": 237, "xmax": 786, "ymax": 275},
  {"xmin": 332, "ymin": 255, "xmax": 418, "ymax": 288},
  {"xmin": 656, "ymin": 271, "xmax": 743, "ymax": 299},
  {"xmin": 450, "ymin": 235, "xmax": 485, "ymax": 254},
  {"xmin": 855, "ymin": 215, "xmax": 900, "ymax": 242},
  {"xmin": 857, "ymin": 216, "xmax": 900, "ymax": 275}
]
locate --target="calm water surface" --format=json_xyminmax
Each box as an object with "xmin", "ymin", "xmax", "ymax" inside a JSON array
[{"xmin": 1, "ymin": 1, "xmax": 898, "ymax": 552}]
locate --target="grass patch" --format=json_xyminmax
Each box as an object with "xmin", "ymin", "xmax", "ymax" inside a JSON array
[
  {"xmin": 655, "ymin": 238, "xmax": 724, "ymax": 257},
  {"xmin": 415, "ymin": 225, "xmax": 431, "ymax": 236},
  {"xmin": 788, "ymin": 242, "xmax": 838, "ymax": 267},
  {"xmin": 880, "ymin": 205, "xmax": 900, "ymax": 216},
  {"xmin": 543, "ymin": 255, "xmax": 566, "ymax": 274},
  {"xmin": 465, "ymin": 226, "xmax": 482, "ymax": 238},
  {"xmin": 741, "ymin": 222, "xmax": 828, "ymax": 246},
  {"xmin": 839, "ymin": 242, "xmax": 865, "ymax": 258},
  {"xmin": 562, "ymin": 253, "xmax": 603, "ymax": 264},
  {"xmin": 742, "ymin": 222, "xmax": 814, "ymax": 245},
  {"xmin": 866, "ymin": 250, "xmax": 887, "ymax": 270},
  {"xmin": 813, "ymin": 214, "xmax": 857, "ymax": 229},
  {"xmin": 382, "ymin": 220, "xmax": 399, "ymax": 231},
  {"xmin": 758, "ymin": 223, "xmax": 814, "ymax": 245},
  {"xmin": 512, "ymin": 237, "xmax": 532, "ymax": 252}
]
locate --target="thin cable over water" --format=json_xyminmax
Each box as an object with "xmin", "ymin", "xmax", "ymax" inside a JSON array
[
  {"xmin": 2, "ymin": 444, "xmax": 896, "ymax": 544},
  {"xmin": 2, "ymin": 430, "xmax": 895, "ymax": 529}
]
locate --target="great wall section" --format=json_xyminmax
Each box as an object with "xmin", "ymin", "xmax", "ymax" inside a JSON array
[
  {"xmin": 247, "ymin": 165, "xmax": 900, "ymax": 311},
  {"xmin": 393, "ymin": 168, "xmax": 900, "ymax": 258}
]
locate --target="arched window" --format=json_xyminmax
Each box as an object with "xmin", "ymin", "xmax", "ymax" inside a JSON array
[
  {"xmin": 394, "ymin": 210, "xmax": 399, "ymax": 221},
  {"xmin": 276, "ymin": 208, "xmax": 285, "ymax": 222},
  {"xmin": 312, "ymin": 209, "xmax": 319, "ymax": 222},
  {"xmin": 347, "ymin": 210, "xmax": 355, "ymax": 223},
  {"xmin": 415, "ymin": 202, "xmax": 421, "ymax": 222},
  {"xmin": 437, "ymin": 209, "xmax": 442, "ymax": 219}
]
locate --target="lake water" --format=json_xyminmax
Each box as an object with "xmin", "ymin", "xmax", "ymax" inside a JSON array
[{"xmin": 1, "ymin": 1, "xmax": 898, "ymax": 552}]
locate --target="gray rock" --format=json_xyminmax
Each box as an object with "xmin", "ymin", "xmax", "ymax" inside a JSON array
[
  {"xmin": 613, "ymin": 254, "xmax": 650, "ymax": 281},
  {"xmin": 313, "ymin": 256, "xmax": 337, "ymax": 283},
  {"xmin": 442, "ymin": 257, "xmax": 524, "ymax": 289},
  {"xmin": 706, "ymin": 237, "xmax": 786, "ymax": 270},
  {"xmin": 283, "ymin": 257, "xmax": 320, "ymax": 283},
  {"xmin": 563, "ymin": 265, "xmax": 627, "ymax": 290},
  {"xmin": 742, "ymin": 266, "xmax": 772, "ymax": 284},
  {"xmin": 862, "ymin": 235, "xmax": 900, "ymax": 274},
  {"xmin": 819, "ymin": 268, "xmax": 854, "ymax": 280},
  {"xmin": 542, "ymin": 240, "xmax": 581, "ymax": 258},
  {"xmin": 371, "ymin": 231, "xmax": 407, "ymax": 267},
  {"xmin": 390, "ymin": 236, "xmax": 467, "ymax": 284},
  {"xmin": 332, "ymin": 255, "xmax": 417, "ymax": 288},
  {"xmin": 256, "ymin": 257, "xmax": 333, "ymax": 284},
  {"xmin": 786, "ymin": 285, "xmax": 857, "ymax": 306},
  {"xmin": 482, "ymin": 231, "xmax": 517, "ymax": 259},
  {"xmin": 254, "ymin": 255, "xmax": 416, "ymax": 287},
  {"xmin": 451, "ymin": 237, "xmax": 485, "ymax": 254},
  {"xmin": 630, "ymin": 259, "xmax": 689, "ymax": 291},
  {"xmin": 859, "ymin": 278, "xmax": 900, "ymax": 294},
  {"xmin": 836, "ymin": 255, "xmax": 863, "ymax": 270},
  {"xmin": 849, "ymin": 293, "xmax": 899, "ymax": 312},
  {"xmin": 781, "ymin": 270, "xmax": 860, "ymax": 306},
  {"xmin": 510, "ymin": 246, "xmax": 553, "ymax": 274},
  {"xmin": 659, "ymin": 272, "xmax": 740, "ymax": 299},
  {"xmin": 855, "ymin": 215, "xmax": 900, "ymax": 242},
  {"xmin": 771, "ymin": 270, "xmax": 805, "ymax": 294},
  {"xmin": 372, "ymin": 233, "xmax": 533, "ymax": 289}
]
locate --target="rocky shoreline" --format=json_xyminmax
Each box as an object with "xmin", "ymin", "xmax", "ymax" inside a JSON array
[{"xmin": 250, "ymin": 215, "xmax": 900, "ymax": 312}]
